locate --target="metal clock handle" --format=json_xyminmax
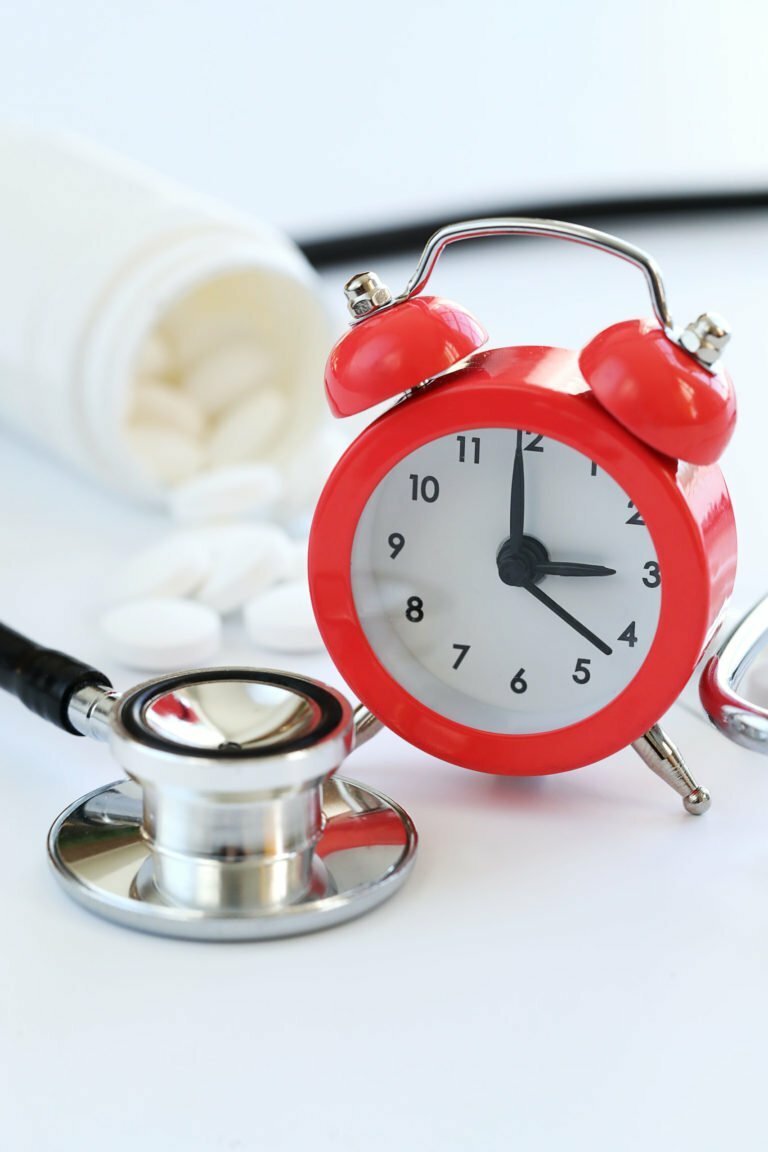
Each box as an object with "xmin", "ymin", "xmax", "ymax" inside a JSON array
[{"xmin": 398, "ymin": 217, "xmax": 674, "ymax": 332}]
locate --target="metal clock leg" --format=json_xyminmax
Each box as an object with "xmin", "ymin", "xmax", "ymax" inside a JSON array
[{"xmin": 631, "ymin": 723, "xmax": 711, "ymax": 815}]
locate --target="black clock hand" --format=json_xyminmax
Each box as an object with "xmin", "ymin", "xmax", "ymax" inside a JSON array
[
  {"xmin": 509, "ymin": 430, "xmax": 525, "ymax": 553},
  {"xmin": 534, "ymin": 561, "xmax": 616, "ymax": 577},
  {"xmin": 523, "ymin": 581, "xmax": 613, "ymax": 655}
]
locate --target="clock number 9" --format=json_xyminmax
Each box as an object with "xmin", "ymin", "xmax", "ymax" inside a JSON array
[
  {"xmin": 510, "ymin": 668, "xmax": 528, "ymax": 694},
  {"xmin": 388, "ymin": 532, "xmax": 405, "ymax": 559}
]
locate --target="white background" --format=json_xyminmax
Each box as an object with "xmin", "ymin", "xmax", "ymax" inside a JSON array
[{"xmin": 1, "ymin": 3, "xmax": 768, "ymax": 1150}]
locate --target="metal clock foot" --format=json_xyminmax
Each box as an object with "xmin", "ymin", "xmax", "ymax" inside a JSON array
[{"xmin": 631, "ymin": 723, "xmax": 711, "ymax": 815}]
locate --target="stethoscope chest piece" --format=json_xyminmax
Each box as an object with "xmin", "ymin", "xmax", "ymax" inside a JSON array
[{"xmin": 47, "ymin": 669, "xmax": 417, "ymax": 941}]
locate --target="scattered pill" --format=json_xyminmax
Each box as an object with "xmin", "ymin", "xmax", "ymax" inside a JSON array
[
  {"xmin": 283, "ymin": 537, "xmax": 309, "ymax": 582},
  {"xmin": 134, "ymin": 332, "xmax": 174, "ymax": 379},
  {"xmin": 127, "ymin": 424, "xmax": 205, "ymax": 485},
  {"xmin": 131, "ymin": 379, "xmax": 206, "ymax": 440},
  {"xmin": 100, "ymin": 598, "xmax": 221, "ymax": 670},
  {"xmin": 243, "ymin": 581, "xmax": 324, "ymax": 653},
  {"xmin": 207, "ymin": 388, "xmax": 288, "ymax": 467},
  {"xmin": 109, "ymin": 536, "xmax": 212, "ymax": 604},
  {"xmin": 280, "ymin": 423, "xmax": 348, "ymax": 517},
  {"xmin": 168, "ymin": 463, "xmax": 283, "ymax": 524},
  {"xmin": 183, "ymin": 337, "xmax": 274, "ymax": 418},
  {"xmin": 195, "ymin": 523, "xmax": 293, "ymax": 613}
]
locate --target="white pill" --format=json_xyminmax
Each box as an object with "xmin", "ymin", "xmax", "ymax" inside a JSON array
[
  {"xmin": 168, "ymin": 463, "xmax": 283, "ymax": 524},
  {"xmin": 282, "ymin": 537, "xmax": 309, "ymax": 583},
  {"xmin": 183, "ymin": 338, "xmax": 274, "ymax": 418},
  {"xmin": 134, "ymin": 333, "xmax": 174, "ymax": 378},
  {"xmin": 195, "ymin": 523, "xmax": 293, "ymax": 613},
  {"xmin": 207, "ymin": 388, "xmax": 288, "ymax": 467},
  {"xmin": 126, "ymin": 424, "xmax": 205, "ymax": 485},
  {"xmin": 100, "ymin": 598, "xmax": 221, "ymax": 670},
  {"xmin": 131, "ymin": 379, "xmax": 206, "ymax": 440},
  {"xmin": 243, "ymin": 581, "xmax": 324, "ymax": 653},
  {"xmin": 281, "ymin": 423, "xmax": 349, "ymax": 516},
  {"xmin": 110, "ymin": 536, "xmax": 212, "ymax": 604}
]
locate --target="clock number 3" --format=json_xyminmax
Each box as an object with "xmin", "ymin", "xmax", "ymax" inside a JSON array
[{"xmin": 642, "ymin": 561, "xmax": 660, "ymax": 588}]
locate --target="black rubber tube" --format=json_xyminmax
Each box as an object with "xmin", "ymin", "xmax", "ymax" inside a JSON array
[
  {"xmin": 297, "ymin": 188, "xmax": 768, "ymax": 268},
  {"xmin": 0, "ymin": 622, "xmax": 112, "ymax": 736}
]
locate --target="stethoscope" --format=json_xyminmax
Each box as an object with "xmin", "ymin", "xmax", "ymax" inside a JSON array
[
  {"xmin": 701, "ymin": 595, "xmax": 768, "ymax": 752},
  {"xmin": 0, "ymin": 621, "xmax": 416, "ymax": 941}
]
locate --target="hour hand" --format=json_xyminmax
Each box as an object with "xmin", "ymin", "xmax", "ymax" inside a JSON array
[{"xmin": 535, "ymin": 561, "xmax": 616, "ymax": 577}]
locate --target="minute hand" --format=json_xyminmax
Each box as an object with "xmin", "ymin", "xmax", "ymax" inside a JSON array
[
  {"xmin": 523, "ymin": 581, "xmax": 613, "ymax": 655},
  {"xmin": 508, "ymin": 430, "xmax": 525, "ymax": 552},
  {"xmin": 534, "ymin": 561, "xmax": 616, "ymax": 577}
]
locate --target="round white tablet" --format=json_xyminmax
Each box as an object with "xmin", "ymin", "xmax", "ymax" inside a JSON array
[
  {"xmin": 134, "ymin": 332, "xmax": 174, "ymax": 378},
  {"xmin": 183, "ymin": 337, "xmax": 273, "ymax": 417},
  {"xmin": 110, "ymin": 536, "xmax": 212, "ymax": 604},
  {"xmin": 131, "ymin": 379, "xmax": 206, "ymax": 440},
  {"xmin": 207, "ymin": 388, "xmax": 288, "ymax": 466},
  {"xmin": 195, "ymin": 523, "xmax": 293, "ymax": 614},
  {"xmin": 243, "ymin": 581, "xmax": 324, "ymax": 653},
  {"xmin": 167, "ymin": 463, "xmax": 283, "ymax": 524},
  {"xmin": 282, "ymin": 536, "xmax": 309, "ymax": 583},
  {"xmin": 100, "ymin": 598, "xmax": 221, "ymax": 670},
  {"xmin": 126, "ymin": 424, "xmax": 204, "ymax": 485}
]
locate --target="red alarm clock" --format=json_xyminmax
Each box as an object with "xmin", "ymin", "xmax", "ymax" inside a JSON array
[{"xmin": 308, "ymin": 219, "xmax": 737, "ymax": 813}]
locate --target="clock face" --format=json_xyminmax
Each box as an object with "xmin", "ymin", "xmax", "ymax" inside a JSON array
[{"xmin": 350, "ymin": 428, "xmax": 661, "ymax": 735}]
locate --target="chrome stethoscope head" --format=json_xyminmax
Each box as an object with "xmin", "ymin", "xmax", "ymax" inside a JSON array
[
  {"xmin": 52, "ymin": 669, "xmax": 416, "ymax": 941},
  {"xmin": 0, "ymin": 623, "xmax": 416, "ymax": 941}
]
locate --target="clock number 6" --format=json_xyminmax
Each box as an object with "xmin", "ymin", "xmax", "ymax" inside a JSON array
[{"xmin": 510, "ymin": 668, "xmax": 528, "ymax": 694}]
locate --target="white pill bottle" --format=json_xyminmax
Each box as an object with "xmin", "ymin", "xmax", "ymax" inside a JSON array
[{"xmin": 0, "ymin": 126, "xmax": 334, "ymax": 502}]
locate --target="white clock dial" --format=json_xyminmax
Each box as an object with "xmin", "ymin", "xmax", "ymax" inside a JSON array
[{"xmin": 350, "ymin": 428, "xmax": 661, "ymax": 735}]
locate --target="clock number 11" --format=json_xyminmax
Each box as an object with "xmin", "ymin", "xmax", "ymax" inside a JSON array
[{"xmin": 456, "ymin": 435, "xmax": 480, "ymax": 463}]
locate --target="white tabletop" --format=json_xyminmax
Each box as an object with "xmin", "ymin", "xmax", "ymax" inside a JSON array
[
  {"xmin": 1, "ymin": 212, "xmax": 768, "ymax": 1152},
  {"xmin": 2, "ymin": 1, "xmax": 768, "ymax": 1146}
]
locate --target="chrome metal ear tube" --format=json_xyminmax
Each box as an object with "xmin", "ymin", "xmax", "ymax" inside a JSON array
[{"xmin": 701, "ymin": 595, "xmax": 768, "ymax": 751}]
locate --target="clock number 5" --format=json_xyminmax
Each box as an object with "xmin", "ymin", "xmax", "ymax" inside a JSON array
[{"xmin": 572, "ymin": 658, "xmax": 591, "ymax": 684}]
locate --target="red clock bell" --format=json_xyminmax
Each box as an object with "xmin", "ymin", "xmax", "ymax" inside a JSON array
[{"xmin": 309, "ymin": 219, "xmax": 737, "ymax": 814}]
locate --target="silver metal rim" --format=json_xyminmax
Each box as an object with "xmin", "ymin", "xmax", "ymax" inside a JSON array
[{"xmin": 48, "ymin": 776, "xmax": 417, "ymax": 941}]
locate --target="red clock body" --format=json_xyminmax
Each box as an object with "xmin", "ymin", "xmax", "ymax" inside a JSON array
[{"xmin": 308, "ymin": 344, "xmax": 736, "ymax": 776}]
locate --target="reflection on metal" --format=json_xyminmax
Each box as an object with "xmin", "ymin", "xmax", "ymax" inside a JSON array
[
  {"xmin": 50, "ymin": 670, "xmax": 416, "ymax": 941},
  {"xmin": 701, "ymin": 595, "xmax": 768, "ymax": 752}
]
